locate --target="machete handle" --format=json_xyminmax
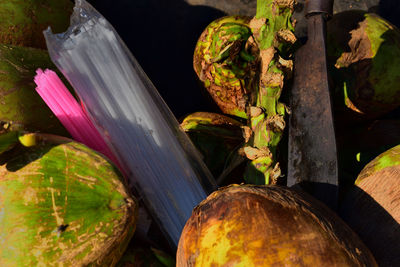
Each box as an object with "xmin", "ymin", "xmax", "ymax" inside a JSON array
[{"xmin": 306, "ymin": 0, "xmax": 334, "ymax": 18}]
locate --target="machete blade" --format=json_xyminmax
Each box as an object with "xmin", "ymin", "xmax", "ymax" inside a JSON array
[{"xmin": 287, "ymin": 12, "xmax": 338, "ymax": 210}]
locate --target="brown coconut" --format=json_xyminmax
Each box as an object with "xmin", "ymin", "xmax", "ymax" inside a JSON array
[{"xmin": 177, "ymin": 184, "xmax": 376, "ymax": 266}]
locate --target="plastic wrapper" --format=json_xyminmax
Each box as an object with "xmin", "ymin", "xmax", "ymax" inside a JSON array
[{"xmin": 44, "ymin": 0, "xmax": 216, "ymax": 246}]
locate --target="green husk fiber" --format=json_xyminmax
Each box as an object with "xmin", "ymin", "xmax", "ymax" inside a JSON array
[{"xmin": 0, "ymin": 133, "xmax": 138, "ymax": 266}]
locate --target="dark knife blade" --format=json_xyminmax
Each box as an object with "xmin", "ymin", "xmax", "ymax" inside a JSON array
[{"xmin": 287, "ymin": 0, "xmax": 338, "ymax": 210}]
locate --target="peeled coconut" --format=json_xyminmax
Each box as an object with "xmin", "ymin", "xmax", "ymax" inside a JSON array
[
  {"xmin": 177, "ymin": 184, "xmax": 376, "ymax": 266},
  {"xmin": 0, "ymin": 133, "xmax": 138, "ymax": 266},
  {"xmin": 340, "ymin": 144, "xmax": 400, "ymax": 266},
  {"xmin": 327, "ymin": 11, "xmax": 400, "ymax": 121}
]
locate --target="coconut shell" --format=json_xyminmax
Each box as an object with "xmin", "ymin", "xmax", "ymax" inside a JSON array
[
  {"xmin": 0, "ymin": 44, "xmax": 69, "ymax": 136},
  {"xmin": 327, "ymin": 11, "xmax": 400, "ymax": 121},
  {"xmin": 177, "ymin": 184, "xmax": 376, "ymax": 266},
  {"xmin": 0, "ymin": 0, "xmax": 73, "ymax": 49},
  {"xmin": 0, "ymin": 133, "xmax": 138, "ymax": 266},
  {"xmin": 340, "ymin": 144, "xmax": 400, "ymax": 266}
]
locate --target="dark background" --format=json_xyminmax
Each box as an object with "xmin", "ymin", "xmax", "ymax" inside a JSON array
[{"xmin": 88, "ymin": 0, "xmax": 399, "ymax": 119}]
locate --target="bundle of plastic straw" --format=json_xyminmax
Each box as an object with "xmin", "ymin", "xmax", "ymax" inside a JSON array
[
  {"xmin": 34, "ymin": 69, "xmax": 121, "ymax": 169},
  {"xmin": 44, "ymin": 0, "xmax": 216, "ymax": 246}
]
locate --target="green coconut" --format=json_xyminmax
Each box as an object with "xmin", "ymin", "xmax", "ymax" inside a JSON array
[
  {"xmin": 0, "ymin": 133, "xmax": 138, "ymax": 266},
  {"xmin": 0, "ymin": 0, "xmax": 73, "ymax": 49},
  {"xmin": 193, "ymin": 16, "xmax": 257, "ymax": 119},
  {"xmin": 327, "ymin": 11, "xmax": 400, "ymax": 121},
  {"xmin": 180, "ymin": 112, "xmax": 245, "ymax": 184},
  {"xmin": 0, "ymin": 44, "xmax": 68, "ymax": 136},
  {"xmin": 177, "ymin": 184, "xmax": 376, "ymax": 266},
  {"xmin": 0, "ymin": 131, "xmax": 20, "ymax": 154},
  {"xmin": 340, "ymin": 144, "xmax": 400, "ymax": 266},
  {"xmin": 194, "ymin": 0, "xmax": 296, "ymax": 185}
]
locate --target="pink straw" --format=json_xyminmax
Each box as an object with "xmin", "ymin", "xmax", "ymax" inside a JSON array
[{"xmin": 34, "ymin": 69, "xmax": 122, "ymax": 170}]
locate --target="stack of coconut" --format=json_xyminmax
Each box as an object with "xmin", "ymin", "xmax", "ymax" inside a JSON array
[
  {"xmin": 0, "ymin": 1, "xmax": 171, "ymax": 266},
  {"xmin": 0, "ymin": 0, "xmax": 399, "ymax": 266}
]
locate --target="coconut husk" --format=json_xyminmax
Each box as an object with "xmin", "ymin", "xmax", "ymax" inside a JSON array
[
  {"xmin": 177, "ymin": 184, "xmax": 377, "ymax": 266},
  {"xmin": 340, "ymin": 144, "xmax": 400, "ymax": 266}
]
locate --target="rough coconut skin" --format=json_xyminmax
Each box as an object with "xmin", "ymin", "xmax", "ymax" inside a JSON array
[
  {"xmin": 177, "ymin": 184, "xmax": 376, "ymax": 266},
  {"xmin": 341, "ymin": 144, "xmax": 400, "ymax": 266},
  {"xmin": 327, "ymin": 11, "xmax": 400, "ymax": 121},
  {"xmin": 0, "ymin": 134, "xmax": 138, "ymax": 266},
  {"xmin": 0, "ymin": 0, "xmax": 73, "ymax": 49},
  {"xmin": 0, "ymin": 44, "xmax": 68, "ymax": 136},
  {"xmin": 193, "ymin": 15, "xmax": 257, "ymax": 119}
]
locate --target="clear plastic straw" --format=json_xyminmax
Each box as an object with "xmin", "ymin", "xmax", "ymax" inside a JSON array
[{"xmin": 44, "ymin": 0, "xmax": 217, "ymax": 246}]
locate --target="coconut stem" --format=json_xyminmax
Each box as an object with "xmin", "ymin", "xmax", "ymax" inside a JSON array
[{"xmin": 244, "ymin": 0, "xmax": 295, "ymax": 184}]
